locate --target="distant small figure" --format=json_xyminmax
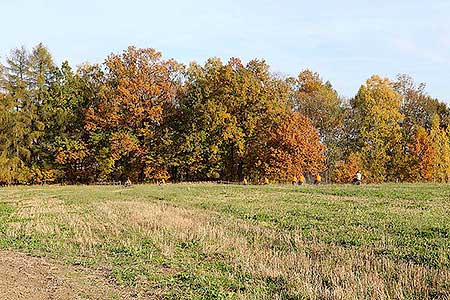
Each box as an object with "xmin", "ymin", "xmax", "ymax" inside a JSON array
[
  {"xmin": 298, "ymin": 174, "xmax": 305, "ymax": 186},
  {"xmin": 292, "ymin": 175, "xmax": 298, "ymax": 187},
  {"xmin": 314, "ymin": 174, "xmax": 321, "ymax": 185},
  {"xmin": 124, "ymin": 178, "xmax": 131, "ymax": 188},
  {"xmin": 263, "ymin": 177, "xmax": 269, "ymax": 185},
  {"xmin": 243, "ymin": 178, "xmax": 248, "ymax": 185},
  {"xmin": 353, "ymin": 170, "xmax": 362, "ymax": 185}
]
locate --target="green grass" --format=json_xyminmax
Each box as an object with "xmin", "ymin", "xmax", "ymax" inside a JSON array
[{"xmin": 0, "ymin": 183, "xmax": 449, "ymax": 299}]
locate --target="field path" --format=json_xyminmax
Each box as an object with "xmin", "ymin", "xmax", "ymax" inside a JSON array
[{"xmin": 0, "ymin": 250, "xmax": 138, "ymax": 300}]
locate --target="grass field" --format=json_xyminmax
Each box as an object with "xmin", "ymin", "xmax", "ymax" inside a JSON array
[{"xmin": 0, "ymin": 183, "xmax": 449, "ymax": 299}]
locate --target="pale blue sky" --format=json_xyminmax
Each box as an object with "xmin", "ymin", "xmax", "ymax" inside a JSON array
[{"xmin": 1, "ymin": 0, "xmax": 449, "ymax": 102}]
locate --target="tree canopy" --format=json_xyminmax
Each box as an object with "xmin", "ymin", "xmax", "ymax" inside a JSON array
[{"xmin": 1, "ymin": 43, "xmax": 449, "ymax": 184}]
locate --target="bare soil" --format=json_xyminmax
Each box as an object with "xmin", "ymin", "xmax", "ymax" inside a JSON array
[{"xmin": 0, "ymin": 250, "xmax": 138, "ymax": 300}]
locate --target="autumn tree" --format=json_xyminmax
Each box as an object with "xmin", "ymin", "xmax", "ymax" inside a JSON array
[
  {"xmin": 349, "ymin": 75, "xmax": 404, "ymax": 182},
  {"xmin": 1, "ymin": 43, "xmax": 449, "ymax": 184},
  {"xmin": 175, "ymin": 58, "xmax": 325, "ymax": 181},
  {"xmin": 332, "ymin": 153, "xmax": 362, "ymax": 184},
  {"xmin": 408, "ymin": 126, "xmax": 436, "ymax": 181},
  {"xmin": 395, "ymin": 74, "xmax": 450, "ymax": 131},
  {"xmin": 174, "ymin": 58, "xmax": 288, "ymax": 181},
  {"xmin": 290, "ymin": 70, "xmax": 345, "ymax": 181},
  {"xmin": 39, "ymin": 61, "xmax": 102, "ymax": 183},
  {"xmin": 291, "ymin": 70, "xmax": 343, "ymax": 135},
  {"xmin": 85, "ymin": 46, "xmax": 183, "ymax": 182},
  {"xmin": 430, "ymin": 115, "xmax": 450, "ymax": 182},
  {"xmin": 265, "ymin": 111, "xmax": 325, "ymax": 180}
]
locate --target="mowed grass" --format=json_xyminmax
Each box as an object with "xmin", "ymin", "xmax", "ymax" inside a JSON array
[{"xmin": 0, "ymin": 183, "xmax": 449, "ymax": 299}]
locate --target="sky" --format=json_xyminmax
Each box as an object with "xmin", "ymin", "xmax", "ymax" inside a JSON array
[{"xmin": 1, "ymin": 0, "xmax": 449, "ymax": 102}]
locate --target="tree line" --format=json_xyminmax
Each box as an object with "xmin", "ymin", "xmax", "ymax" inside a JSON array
[{"xmin": 1, "ymin": 43, "xmax": 449, "ymax": 184}]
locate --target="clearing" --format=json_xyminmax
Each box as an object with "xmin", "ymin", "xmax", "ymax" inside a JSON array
[{"xmin": 0, "ymin": 183, "xmax": 449, "ymax": 299}]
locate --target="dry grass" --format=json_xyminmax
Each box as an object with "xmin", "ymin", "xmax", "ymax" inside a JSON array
[{"xmin": 0, "ymin": 183, "xmax": 449, "ymax": 299}]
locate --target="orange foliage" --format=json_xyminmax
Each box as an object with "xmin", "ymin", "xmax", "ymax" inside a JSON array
[
  {"xmin": 409, "ymin": 127, "xmax": 436, "ymax": 181},
  {"xmin": 110, "ymin": 132, "xmax": 141, "ymax": 161},
  {"xmin": 86, "ymin": 46, "xmax": 182, "ymax": 132},
  {"xmin": 55, "ymin": 142, "xmax": 88, "ymax": 165},
  {"xmin": 409, "ymin": 126, "xmax": 436, "ymax": 181},
  {"xmin": 333, "ymin": 153, "xmax": 362, "ymax": 184},
  {"xmin": 84, "ymin": 46, "xmax": 183, "ymax": 181},
  {"xmin": 266, "ymin": 112, "xmax": 326, "ymax": 180}
]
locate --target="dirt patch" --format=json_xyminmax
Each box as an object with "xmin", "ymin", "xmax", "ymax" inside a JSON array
[{"xmin": 0, "ymin": 250, "xmax": 140, "ymax": 300}]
